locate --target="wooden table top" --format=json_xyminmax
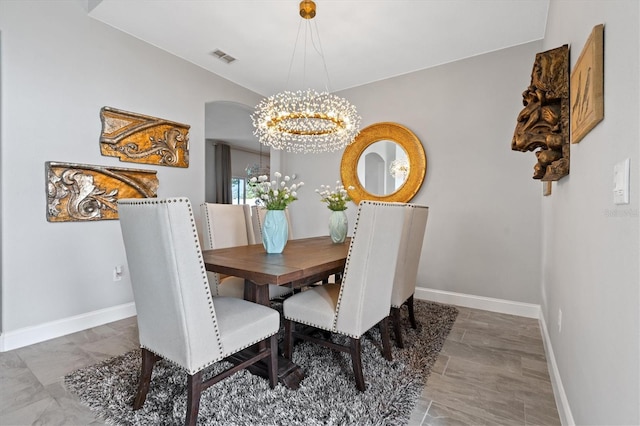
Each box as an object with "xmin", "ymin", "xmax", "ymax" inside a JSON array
[
  {"xmin": 203, "ymin": 236, "xmax": 350, "ymax": 388},
  {"xmin": 202, "ymin": 236, "xmax": 350, "ymax": 286}
]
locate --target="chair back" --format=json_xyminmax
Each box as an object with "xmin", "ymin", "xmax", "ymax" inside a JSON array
[
  {"xmin": 334, "ymin": 201, "xmax": 408, "ymax": 337},
  {"xmin": 118, "ymin": 198, "xmax": 224, "ymax": 373},
  {"xmin": 391, "ymin": 205, "xmax": 429, "ymax": 307},
  {"xmin": 251, "ymin": 205, "xmax": 293, "ymax": 244},
  {"xmin": 201, "ymin": 203, "xmax": 255, "ymax": 248}
]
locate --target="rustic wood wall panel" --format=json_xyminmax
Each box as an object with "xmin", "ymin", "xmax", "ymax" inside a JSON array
[
  {"xmin": 570, "ymin": 24, "xmax": 604, "ymax": 144},
  {"xmin": 46, "ymin": 161, "xmax": 158, "ymax": 222},
  {"xmin": 511, "ymin": 45, "xmax": 570, "ymax": 181},
  {"xmin": 100, "ymin": 106, "xmax": 190, "ymax": 168}
]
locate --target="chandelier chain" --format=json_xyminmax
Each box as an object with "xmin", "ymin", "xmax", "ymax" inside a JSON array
[{"xmin": 251, "ymin": 0, "xmax": 361, "ymax": 154}]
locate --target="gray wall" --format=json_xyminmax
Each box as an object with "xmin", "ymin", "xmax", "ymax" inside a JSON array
[
  {"xmin": 285, "ymin": 41, "xmax": 545, "ymax": 305},
  {"xmin": 542, "ymin": 1, "xmax": 639, "ymax": 424},
  {"xmin": 1, "ymin": 1, "xmax": 638, "ymax": 424},
  {"xmin": 283, "ymin": 2, "xmax": 640, "ymax": 423},
  {"xmin": 0, "ymin": 31, "xmax": 3, "ymax": 333},
  {"xmin": 0, "ymin": 0, "xmax": 261, "ymax": 332}
]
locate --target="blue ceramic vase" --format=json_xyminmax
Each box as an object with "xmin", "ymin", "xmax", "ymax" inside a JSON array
[
  {"xmin": 262, "ymin": 209, "xmax": 289, "ymax": 253},
  {"xmin": 328, "ymin": 210, "xmax": 348, "ymax": 243}
]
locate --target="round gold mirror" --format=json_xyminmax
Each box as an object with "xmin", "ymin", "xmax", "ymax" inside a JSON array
[{"xmin": 340, "ymin": 122, "xmax": 426, "ymax": 204}]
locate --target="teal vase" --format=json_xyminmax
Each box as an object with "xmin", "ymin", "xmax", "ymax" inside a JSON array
[
  {"xmin": 262, "ymin": 210, "xmax": 289, "ymax": 253},
  {"xmin": 328, "ymin": 210, "xmax": 348, "ymax": 243}
]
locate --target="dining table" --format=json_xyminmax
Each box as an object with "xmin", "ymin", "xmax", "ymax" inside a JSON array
[{"xmin": 202, "ymin": 235, "xmax": 350, "ymax": 389}]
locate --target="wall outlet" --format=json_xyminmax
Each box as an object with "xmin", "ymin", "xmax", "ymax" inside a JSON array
[
  {"xmin": 558, "ymin": 308, "xmax": 562, "ymax": 333},
  {"xmin": 113, "ymin": 265, "xmax": 123, "ymax": 281}
]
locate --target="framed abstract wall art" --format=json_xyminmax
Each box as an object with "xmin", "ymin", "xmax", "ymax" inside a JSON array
[{"xmin": 570, "ymin": 24, "xmax": 604, "ymax": 144}]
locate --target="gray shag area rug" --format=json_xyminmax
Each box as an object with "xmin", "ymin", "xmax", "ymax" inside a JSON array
[{"xmin": 65, "ymin": 300, "xmax": 457, "ymax": 425}]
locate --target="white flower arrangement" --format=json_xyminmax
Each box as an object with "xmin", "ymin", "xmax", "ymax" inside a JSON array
[
  {"xmin": 249, "ymin": 172, "xmax": 304, "ymax": 210},
  {"xmin": 315, "ymin": 181, "xmax": 354, "ymax": 211}
]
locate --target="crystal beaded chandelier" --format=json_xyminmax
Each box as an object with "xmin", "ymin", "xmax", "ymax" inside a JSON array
[
  {"xmin": 251, "ymin": 0, "xmax": 361, "ymax": 154},
  {"xmin": 389, "ymin": 159, "xmax": 410, "ymax": 179},
  {"xmin": 245, "ymin": 142, "xmax": 270, "ymax": 178}
]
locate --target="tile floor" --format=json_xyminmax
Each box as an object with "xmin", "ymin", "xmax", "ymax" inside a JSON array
[
  {"xmin": 409, "ymin": 306, "xmax": 561, "ymax": 426},
  {"xmin": 0, "ymin": 305, "xmax": 560, "ymax": 425}
]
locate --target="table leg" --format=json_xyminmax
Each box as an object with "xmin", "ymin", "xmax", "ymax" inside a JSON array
[
  {"xmin": 244, "ymin": 279, "xmax": 270, "ymax": 306},
  {"xmin": 238, "ymin": 279, "xmax": 304, "ymax": 389}
]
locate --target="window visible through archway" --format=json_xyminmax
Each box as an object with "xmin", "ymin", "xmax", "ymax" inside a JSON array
[{"xmin": 232, "ymin": 177, "xmax": 259, "ymax": 206}]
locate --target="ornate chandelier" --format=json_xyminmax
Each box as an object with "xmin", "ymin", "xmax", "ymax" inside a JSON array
[
  {"xmin": 251, "ymin": 0, "xmax": 361, "ymax": 154},
  {"xmin": 245, "ymin": 138, "xmax": 270, "ymax": 177},
  {"xmin": 389, "ymin": 159, "xmax": 410, "ymax": 179}
]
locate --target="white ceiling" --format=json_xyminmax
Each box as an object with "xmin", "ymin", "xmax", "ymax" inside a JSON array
[{"xmin": 88, "ymin": 0, "xmax": 550, "ymax": 96}]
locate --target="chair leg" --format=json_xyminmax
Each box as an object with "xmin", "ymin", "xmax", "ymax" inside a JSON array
[
  {"xmin": 407, "ymin": 294, "xmax": 417, "ymax": 329},
  {"xmin": 349, "ymin": 337, "xmax": 366, "ymax": 391},
  {"xmin": 379, "ymin": 317, "xmax": 393, "ymax": 361},
  {"xmin": 268, "ymin": 334, "xmax": 278, "ymax": 388},
  {"xmin": 133, "ymin": 348, "xmax": 159, "ymax": 410},
  {"xmin": 185, "ymin": 371, "xmax": 203, "ymax": 426},
  {"xmin": 391, "ymin": 307, "xmax": 404, "ymax": 349},
  {"xmin": 284, "ymin": 318, "xmax": 293, "ymax": 359}
]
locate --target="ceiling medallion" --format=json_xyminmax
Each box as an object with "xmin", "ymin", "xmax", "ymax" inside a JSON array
[{"xmin": 251, "ymin": 0, "xmax": 361, "ymax": 154}]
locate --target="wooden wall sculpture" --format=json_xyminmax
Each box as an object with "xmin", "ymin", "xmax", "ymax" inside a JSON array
[
  {"xmin": 100, "ymin": 106, "xmax": 190, "ymax": 168},
  {"xmin": 46, "ymin": 161, "xmax": 158, "ymax": 222},
  {"xmin": 512, "ymin": 45, "xmax": 570, "ymax": 181},
  {"xmin": 571, "ymin": 24, "xmax": 604, "ymax": 144}
]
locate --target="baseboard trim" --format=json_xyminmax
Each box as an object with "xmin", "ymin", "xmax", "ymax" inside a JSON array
[
  {"xmin": 0, "ymin": 287, "xmax": 574, "ymax": 425},
  {"xmin": 414, "ymin": 287, "xmax": 540, "ymax": 318},
  {"xmin": 415, "ymin": 287, "xmax": 573, "ymax": 426},
  {"xmin": 538, "ymin": 313, "xmax": 575, "ymax": 426},
  {"xmin": 0, "ymin": 302, "xmax": 136, "ymax": 352}
]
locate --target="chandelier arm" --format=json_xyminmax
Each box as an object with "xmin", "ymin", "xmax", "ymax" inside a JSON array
[
  {"xmin": 302, "ymin": 19, "xmax": 310, "ymax": 88},
  {"xmin": 311, "ymin": 18, "xmax": 332, "ymax": 93},
  {"xmin": 251, "ymin": 0, "xmax": 361, "ymax": 154},
  {"xmin": 286, "ymin": 18, "xmax": 305, "ymax": 89}
]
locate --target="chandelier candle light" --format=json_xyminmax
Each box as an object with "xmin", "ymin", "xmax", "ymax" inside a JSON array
[{"xmin": 251, "ymin": 0, "xmax": 361, "ymax": 154}]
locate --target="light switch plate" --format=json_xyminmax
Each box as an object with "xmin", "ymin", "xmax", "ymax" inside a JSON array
[{"xmin": 613, "ymin": 158, "xmax": 630, "ymax": 205}]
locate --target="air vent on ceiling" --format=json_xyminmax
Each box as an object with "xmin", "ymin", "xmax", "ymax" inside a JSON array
[{"xmin": 211, "ymin": 49, "xmax": 236, "ymax": 64}]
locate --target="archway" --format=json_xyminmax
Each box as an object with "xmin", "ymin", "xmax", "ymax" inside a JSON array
[{"xmin": 204, "ymin": 101, "xmax": 270, "ymax": 203}]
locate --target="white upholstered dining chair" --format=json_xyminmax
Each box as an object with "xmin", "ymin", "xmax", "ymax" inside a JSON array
[
  {"xmin": 201, "ymin": 202, "xmax": 292, "ymax": 299},
  {"xmin": 117, "ymin": 197, "xmax": 279, "ymax": 426},
  {"xmin": 390, "ymin": 204, "xmax": 429, "ymax": 348},
  {"xmin": 282, "ymin": 201, "xmax": 409, "ymax": 391}
]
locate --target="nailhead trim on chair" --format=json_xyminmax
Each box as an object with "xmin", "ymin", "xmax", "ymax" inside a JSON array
[
  {"xmin": 329, "ymin": 202, "xmax": 364, "ymax": 336},
  {"xmin": 281, "ymin": 202, "xmax": 368, "ymax": 338},
  {"xmin": 200, "ymin": 203, "xmax": 223, "ymax": 293},
  {"xmin": 182, "ymin": 199, "xmax": 227, "ymax": 372},
  {"xmin": 120, "ymin": 197, "xmax": 227, "ymax": 374},
  {"xmin": 140, "ymin": 323, "xmax": 278, "ymax": 374},
  {"xmin": 329, "ymin": 200, "xmax": 405, "ymax": 339},
  {"xmin": 201, "ymin": 203, "xmax": 215, "ymax": 248},
  {"xmin": 254, "ymin": 206, "xmax": 265, "ymax": 240},
  {"xmin": 389, "ymin": 203, "xmax": 428, "ymax": 310}
]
